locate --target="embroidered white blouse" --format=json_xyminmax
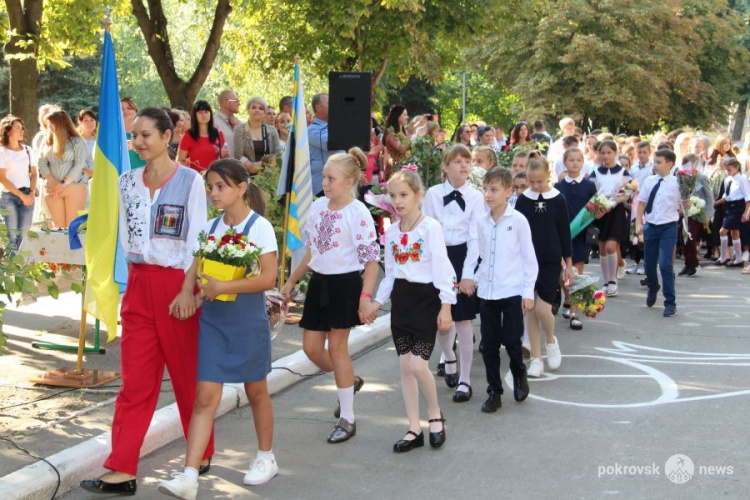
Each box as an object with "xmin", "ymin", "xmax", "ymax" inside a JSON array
[
  {"xmin": 305, "ymin": 197, "xmax": 380, "ymax": 275},
  {"xmin": 118, "ymin": 165, "xmax": 207, "ymax": 270},
  {"xmin": 375, "ymin": 216, "xmax": 457, "ymax": 306}
]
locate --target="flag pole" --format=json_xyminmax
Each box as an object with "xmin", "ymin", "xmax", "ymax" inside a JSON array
[
  {"xmin": 279, "ymin": 55, "xmax": 301, "ymax": 288},
  {"xmin": 279, "ymin": 192, "xmax": 291, "ymax": 288}
]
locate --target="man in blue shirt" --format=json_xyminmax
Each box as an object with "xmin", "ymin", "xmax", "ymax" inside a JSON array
[{"xmin": 308, "ymin": 93, "xmax": 335, "ymax": 197}]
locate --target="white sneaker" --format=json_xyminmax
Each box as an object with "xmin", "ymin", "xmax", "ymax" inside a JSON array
[
  {"xmin": 625, "ymin": 265, "xmax": 640, "ymax": 275},
  {"xmin": 617, "ymin": 264, "xmax": 626, "ymax": 279},
  {"xmin": 606, "ymin": 283, "xmax": 618, "ymax": 297},
  {"xmin": 243, "ymin": 458, "xmax": 279, "ymax": 486},
  {"xmin": 601, "ymin": 283, "xmax": 609, "ymax": 294},
  {"xmin": 158, "ymin": 473, "xmax": 198, "ymax": 500},
  {"xmin": 527, "ymin": 357, "xmax": 544, "ymax": 378},
  {"xmin": 636, "ymin": 265, "xmax": 645, "ymax": 275},
  {"xmin": 546, "ymin": 336, "xmax": 562, "ymax": 370}
]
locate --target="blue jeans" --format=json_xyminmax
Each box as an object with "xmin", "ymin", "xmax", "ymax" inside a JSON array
[
  {"xmin": 644, "ymin": 222, "xmax": 678, "ymax": 307},
  {"xmin": 1, "ymin": 191, "xmax": 34, "ymax": 251}
]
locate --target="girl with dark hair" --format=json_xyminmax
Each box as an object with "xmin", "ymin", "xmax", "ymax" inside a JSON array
[
  {"xmin": 81, "ymin": 107, "xmax": 214, "ymax": 496},
  {"xmin": 158, "ymin": 158, "xmax": 280, "ymax": 497},
  {"xmin": 0, "ymin": 115, "xmax": 37, "ymax": 251},
  {"xmin": 452, "ymin": 124, "xmax": 472, "ymax": 148},
  {"xmin": 38, "ymin": 109, "xmax": 92, "ymax": 228},
  {"xmin": 383, "ymin": 105, "xmax": 413, "ymax": 178},
  {"xmin": 510, "ymin": 121, "xmax": 530, "ymax": 147},
  {"xmin": 77, "ymin": 109, "xmax": 98, "ymax": 162},
  {"xmin": 178, "ymin": 100, "xmax": 228, "ymax": 173}
]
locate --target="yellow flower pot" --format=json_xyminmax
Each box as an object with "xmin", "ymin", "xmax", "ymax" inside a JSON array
[{"xmin": 201, "ymin": 258, "xmax": 246, "ymax": 302}]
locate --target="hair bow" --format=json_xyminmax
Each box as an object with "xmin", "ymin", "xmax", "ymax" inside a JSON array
[{"xmin": 401, "ymin": 164, "xmax": 418, "ymax": 172}]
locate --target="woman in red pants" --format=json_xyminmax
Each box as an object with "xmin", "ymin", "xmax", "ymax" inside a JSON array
[{"xmin": 81, "ymin": 108, "xmax": 214, "ymax": 496}]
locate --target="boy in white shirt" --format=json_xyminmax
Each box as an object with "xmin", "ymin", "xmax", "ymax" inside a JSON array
[{"xmin": 463, "ymin": 167, "xmax": 538, "ymax": 413}]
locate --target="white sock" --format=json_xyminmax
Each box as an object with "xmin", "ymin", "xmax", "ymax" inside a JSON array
[
  {"xmin": 720, "ymin": 236, "xmax": 729, "ymax": 261},
  {"xmin": 605, "ymin": 254, "xmax": 618, "ymax": 283},
  {"xmin": 337, "ymin": 386, "xmax": 355, "ymax": 423},
  {"xmin": 257, "ymin": 449, "xmax": 275, "ymax": 462},
  {"xmin": 522, "ymin": 321, "xmax": 530, "ymax": 350},
  {"xmin": 600, "ymin": 252, "xmax": 611, "ymax": 283},
  {"xmin": 733, "ymin": 239, "xmax": 743, "ymax": 263},
  {"xmin": 455, "ymin": 321, "xmax": 474, "ymax": 391},
  {"xmin": 436, "ymin": 326, "xmax": 457, "ymax": 374},
  {"xmin": 184, "ymin": 467, "xmax": 199, "ymax": 483}
]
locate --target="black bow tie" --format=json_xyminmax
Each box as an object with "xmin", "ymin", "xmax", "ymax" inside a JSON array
[{"xmin": 443, "ymin": 189, "xmax": 466, "ymax": 211}]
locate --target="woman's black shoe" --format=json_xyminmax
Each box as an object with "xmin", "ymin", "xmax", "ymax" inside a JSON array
[
  {"xmin": 481, "ymin": 392, "xmax": 503, "ymax": 413},
  {"xmin": 513, "ymin": 373, "xmax": 529, "ymax": 402},
  {"xmin": 428, "ymin": 411, "xmax": 446, "ymax": 448},
  {"xmin": 436, "ymin": 362, "xmax": 445, "ymax": 377},
  {"xmin": 80, "ymin": 478, "xmax": 136, "ymax": 496},
  {"xmin": 452, "ymin": 382, "xmax": 472, "ymax": 402},
  {"xmin": 443, "ymin": 360, "xmax": 459, "ymax": 388},
  {"xmin": 198, "ymin": 456, "xmax": 212, "ymax": 475},
  {"xmin": 393, "ymin": 430, "xmax": 424, "ymax": 452}
]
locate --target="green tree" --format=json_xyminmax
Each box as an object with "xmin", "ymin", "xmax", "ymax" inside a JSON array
[{"xmin": 470, "ymin": 0, "xmax": 749, "ymax": 133}]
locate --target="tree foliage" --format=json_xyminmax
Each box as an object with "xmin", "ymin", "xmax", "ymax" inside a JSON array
[{"xmin": 470, "ymin": 0, "xmax": 750, "ymax": 133}]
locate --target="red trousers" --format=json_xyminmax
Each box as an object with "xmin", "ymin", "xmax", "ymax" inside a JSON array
[{"xmin": 105, "ymin": 264, "xmax": 215, "ymax": 475}]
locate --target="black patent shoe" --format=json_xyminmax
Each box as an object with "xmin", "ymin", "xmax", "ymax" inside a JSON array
[
  {"xmin": 436, "ymin": 362, "xmax": 445, "ymax": 377},
  {"xmin": 428, "ymin": 411, "xmax": 446, "ymax": 448},
  {"xmin": 198, "ymin": 456, "xmax": 211, "ymax": 475},
  {"xmin": 334, "ymin": 375, "xmax": 364, "ymax": 418},
  {"xmin": 327, "ymin": 418, "xmax": 356, "ymax": 444},
  {"xmin": 481, "ymin": 391, "xmax": 503, "ymax": 413},
  {"xmin": 452, "ymin": 382, "xmax": 472, "ymax": 403},
  {"xmin": 393, "ymin": 430, "xmax": 424, "ymax": 452},
  {"xmin": 80, "ymin": 478, "xmax": 136, "ymax": 496},
  {"xmin": 443, "ymin": 360, "xmax": 459, "ymax": 388},
  {"xmin": 513, "ymin": 372, "xmax": 529, "ymax": 402}
]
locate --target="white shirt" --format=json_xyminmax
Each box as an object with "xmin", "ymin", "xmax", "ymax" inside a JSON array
[
  {"xmin": 204, "ymin": 211, "xmax": 278, "ymax": 256},
  {"xmin": 723, "ymin": 173, "xmax": 750, "ymax": 202},
  {"xmin": 590, "ymin": 164, "xmax": 631, "ymax": 197},
  {"xmin": 213, "ymin": 110, "xmax": 235, "ymax": 157},
  {"xmin": 638, "ymin": 174, "xmax": 681, "ymax": 225},
  {"xmin": 0, "ymin": 146, "xmax": 32, "ymax": 191},
  {"xmin": 375, "ymin": 216, "xmax": 457, "ymax": 305},
  {"xmin": 554, "ymin": 156, "xmax": 567, "ymax": 178},
  {"xmin": 423, "ymin": 180, "xmax": 485, "ymax": 278},
  {"xmin": 631, "ymin": 160, "xmax": 653, "ymax": 187},
  {"xmin": 305, "ymin": 197, "xmax": 379, "ymax": 275},
  {"xmin": 583, "ymin": 159, "xmax": 597, "ymax": 176},
  {"xmin": 468, "ymin": 204, "xmax": 538, "ymax": 300},
  {"xmin": 548, "ymin": 138, "xmax": 564, "ymax": 162},
  {"xmin": 118, "ymin": 165, "xmax": 207, "ymax": 270}
]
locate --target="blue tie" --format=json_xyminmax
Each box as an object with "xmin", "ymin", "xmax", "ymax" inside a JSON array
[{"xmin": 645, "ymin": 178, "xmax": 663, "ymax": 215}]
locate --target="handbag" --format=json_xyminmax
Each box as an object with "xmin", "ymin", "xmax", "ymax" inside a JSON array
[{"xmin": 585, "ymin": 226, "xmax": 600, "ymax": 245}]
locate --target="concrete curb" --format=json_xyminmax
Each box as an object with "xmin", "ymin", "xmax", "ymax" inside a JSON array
[{"xmin": 0, "ymin": 314, "xmax": 392, "ymax": 500}]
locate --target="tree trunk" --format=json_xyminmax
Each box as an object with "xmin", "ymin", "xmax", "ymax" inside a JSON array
[
  {"xmin": 130, "ymin": 0, "xmax": 232, "ymax": 109},
  {"xmin": 731, "ymin": 97, "xmax": 748, "ymax": 142},
  {"xmin": 4, "ymin": 0, "xmax": 43, "ymax": 139},
  {"xmin": 370, "ymin": 57, "xmax": 388, "ymax": 110}
]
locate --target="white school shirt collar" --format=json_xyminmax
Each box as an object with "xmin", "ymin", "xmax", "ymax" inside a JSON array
[
  {"xmin": 564, "ymin": 173, "xmax": 585, "ymax": 183},
  {"xmin": 443, "ymin": 180, "xmax": 472, "ymax": 195},
  {"xmin": 484, "ymin": 203, "xmax": 516, "ymax": 223},
  {"xmin": 522, "ymin": 187, "xmax": 560, "ymax": 200}
]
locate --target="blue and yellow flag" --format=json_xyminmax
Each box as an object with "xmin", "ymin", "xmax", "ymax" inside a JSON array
[
  {"xmin": 276, "ymin": 62, "xmax": 312, "ymax": 252},
  {"xmin": 84, "ymin": 31, "xmax": 131, "ymax": 342}
]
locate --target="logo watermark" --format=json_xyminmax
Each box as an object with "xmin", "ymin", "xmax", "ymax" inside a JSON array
[{"xmin": 597, "ymin": 454, "xmax": 733, "ymax": 484}]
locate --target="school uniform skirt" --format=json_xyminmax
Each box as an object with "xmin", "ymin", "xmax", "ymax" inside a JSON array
[
  {"xmin": 571, "ymin": 233, "xmax": 591, "ymax": 264},
  {"xmin": 596, "ymin": 204, "xmax": 629, "ymax": 242},
  {"xmin": 536, "ymin": 261, "xmax": 562, "ymax": 304},
  {"xmin": 299, "ymin": 271, "xmax": 362, "ymax": 331},
  {"xmin": 446, "ymin": 243, "xmax": 479, "ymax": 321},
  {"xmin": 391, "ymin": 279, "xmax": 441, "ymax": 360},
  {"xmin": 723, "ymin": 200, "xmax": 746, "ymax": 231}
]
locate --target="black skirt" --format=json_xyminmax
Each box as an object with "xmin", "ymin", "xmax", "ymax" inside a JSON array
[
  {"xmin": 723, "ymin": 201, "xmax": 746, "ymax": 231},
  {"xmin": 446, "ymin": 243, "xmax": 479, "ymax": 321},
  {"xmin": 597, "ymin": 204, "xmax": 629, "ymax": 242},
  {"xmin": 299, "ymin": 271, "xmax": 362, "ymax": 331},
  {"xmin": 391, "ymin": 279, "xmax": 441, "ymax": 344},
  {"xmin": 536, "ymin": 262, "xmax": 562, "ymax": 304}
]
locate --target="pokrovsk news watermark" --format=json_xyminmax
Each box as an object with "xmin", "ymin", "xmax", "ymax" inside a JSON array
[{"xmin": 597, "ymin": 454, "xmax": 734, "ymax": 484}]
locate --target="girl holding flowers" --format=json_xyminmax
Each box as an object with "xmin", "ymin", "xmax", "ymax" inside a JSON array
[{"xmin": 159, "ymin": 158, "xmax": 280, "ymax": 499}]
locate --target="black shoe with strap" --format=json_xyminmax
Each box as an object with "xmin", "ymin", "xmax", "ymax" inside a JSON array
[
  {"xmin": 198, "ymin": 456, "xmax": 211, "ymax": 475},
  {"xmin": 428, "ymin": 412, "xmax": 446, "ymax": 448},
  {"xmin": 327, "ymin": 418, "xmax": 356, "ymax": 444},
  {"xmin": 452, "ymin": 382, "xmax": 473, "ymax": 403},
  {"xmin": 443, "ymin": 360, "xmax": 459, "ymax": 388},
  {"xmin": 80, "ymin": 479, "xmax": 137, "ymax": 496},
  {"xmin": 393, "ymin": 431, "xmax": 424, "ymax": 453}
]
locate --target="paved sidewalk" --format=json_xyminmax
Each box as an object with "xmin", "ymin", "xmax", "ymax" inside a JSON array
[{"xmin": 60, "ymin": 263, "xmax": 750, "ymax": 499}]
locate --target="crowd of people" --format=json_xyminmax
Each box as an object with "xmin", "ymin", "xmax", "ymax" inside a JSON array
[{"xmin": 2, "ymin": 94, "xmax": 750, "ymax": 499}]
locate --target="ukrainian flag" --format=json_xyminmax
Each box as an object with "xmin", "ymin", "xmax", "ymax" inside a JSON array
[
  {"xmin": 277, "ymin": 62, "xmax": 312, "ymax": 252},
  {"xmin": 84, "ymin": 31, "xmax": 131, "ymax": 342}
]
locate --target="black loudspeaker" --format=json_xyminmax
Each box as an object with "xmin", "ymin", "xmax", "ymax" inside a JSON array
[{"xmin": 328, "ymin": 71, "xmax": 372, "ymax": 151}]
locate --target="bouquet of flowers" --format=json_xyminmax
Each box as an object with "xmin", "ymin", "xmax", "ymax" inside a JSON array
[
  {"xmin": 569, "ymin": 271, "xmax": 606, "ymax": 319},
  {"xmin": 677, "ymin": 166, "xmax": 699, "ymax": 240},
  {"xmin": 687, "ymin": 195, "xmax": 707, "ymax": 222},
  {"xmin": 570, "ymin": 192, "xmax": 617, "ymax": 239},
  {"xmin": 194, "ymin": 229, "xmax": 263, "ymax": 301},
  {"xmin": 620, "ymin": 179, "xmax": 639, "ymax": 197}
]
